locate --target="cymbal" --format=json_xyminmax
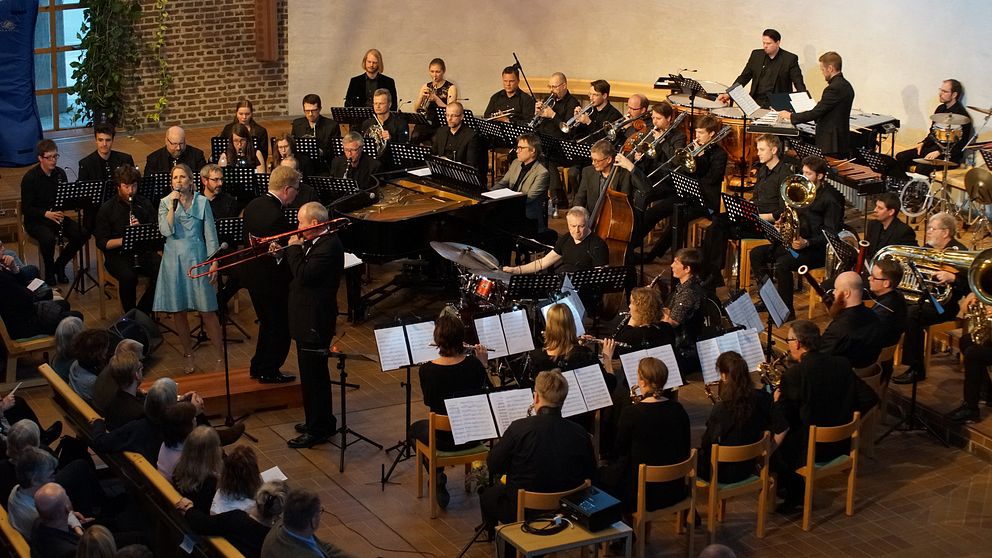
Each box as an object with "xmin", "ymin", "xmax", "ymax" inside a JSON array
[
  {"xmin": 430, "ymin": 241, "xmax": 499, "ymax": 271},
  {"xmin": 930, "ymin": 113, "xmax": 971, "ymax": 126},
  {"xmin": 966, "ymin": 167, "xmax": 992, "ymax": 204},
  {"xmin": 913, "ymin": 158, "xmax": 959, "ymax": 168},
  {"xmin": 967, "ymin": 105, "xmax": 992, "ymax": 116}
]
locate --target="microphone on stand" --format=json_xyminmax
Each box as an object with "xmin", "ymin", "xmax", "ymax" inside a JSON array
[{"xmin": 206, "ymin": 242, "xmax": 230, "ymax": 261}]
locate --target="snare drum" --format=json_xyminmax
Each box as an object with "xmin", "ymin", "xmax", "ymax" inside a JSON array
[
  {"xmin": 467, "ymin": 274, "xmax": 506, "ymax": 306},
  {"xmin": 932, "ymin": 123, "xmax": 963, "ymax": 145},
  {"xmin": 710, "ymin": 106, "xmax": 756, "ymax": 166}
]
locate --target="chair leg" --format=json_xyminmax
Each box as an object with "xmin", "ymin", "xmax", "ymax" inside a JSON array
[
  {"xmin": 757, "ymin": 486, "xmax": 767, "ymax": 538},
  {"xmin": 923, "ymin": 328, "xmax": 932, "ymax": 373},
  {"xmin": 802, "ymin": 473, "xmax": 814, "ymax": 531},
  {"xmin": 634, "ymin": 516, "xmax": 645, "ymax": 558},
  {"xmin": 415, "ymin": 451, "xmax": 424, "ymax": 498},
  {"xmin": 429, "ymin": 463, "xmax": 438, "ymax": 519},
  {"xmin": 707, "ymin": 487, "xmax": 717, "ymax": 544},
  {"xmin": 718, "ymin": 499, "xmax": 726, "ymax": 522},
  {"xmin": 846, "ymin": 466, "xmax": 856, "ymax": 517},
  {"xmin": 5, "ymin": 356, "xmax": 17, "ymax": 384}
]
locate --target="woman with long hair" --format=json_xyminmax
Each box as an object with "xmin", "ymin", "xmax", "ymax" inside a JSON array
[
  {"xmin": 172, "ymin": 425, "xmax": 222, "ymax": 512},
  {"xmin": 218, "ymin": 123, "xmax": 265, "ymax": 173},
  {"xmin": 411, "ymin": 57, "xmax": 458, "ymax": 144},
  {"xmin": 219, "ymin": 99, "xmax": 269, "ymax": 163},
  {"xmin": 180, "ymin": 480, "xmax": 288, "ymax": 558},
  {"xmin": 530, "ymin": 303, "xmax": 598, "ymax": 378},
  {"xmin": 211, "ymin": 445, "xmax": 262, "ymax": 514}
]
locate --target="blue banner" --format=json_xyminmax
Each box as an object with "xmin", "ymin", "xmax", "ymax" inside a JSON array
[{"xmin": 0, "ymin": 0, "xmax": 42, "ymax": 167}]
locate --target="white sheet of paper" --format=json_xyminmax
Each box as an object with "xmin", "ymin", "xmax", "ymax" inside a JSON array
[
  {"xmin": 27, "ymin": 278, "xmax": 46, "ymax": 292},
  {"xmin": 474, "ymin": 314, "xmax": 510, "ymax": 359},
  {"xmin": 695, "ymin": 338, "xmax": 721, "ymax": 385},
  {"xmin": 790, "ymin": 91, "xmax": 816, "ymax": 113},
  {"xmin": 489, "ymin": 389, "xmax": 533, "ymax": 436},
  {"xmin": 541, "ymin": 294, "xmax": 585, "ymax": 337},
  {"xmin": 571, "ymin": 364, "xmax": 612, "ymax": 411},
  {"xmin": 726, "ymin": 293, "xmax": 764, "ymax": 332},
  {"xmin": 260, "ymin": 466, "xmax": 288, "ymax": 483},
  {"xmin": 444, "ymin": 394, "xmax": 498, "ymax": 445},
  {"xmin": 644, "ymin": 345, "xmax": 684, "ymax": 389},
  {"xmin": 408, "ymin": 166, "xmax": 432, "ymax": 177},
  {"xmin": 405, "ymin": 321, "xmax": 438, "ymax": 365},
  {"xmin": 759, "ymin": 279, "xmax": 791, "ymax": 327},
  {"xmin": 727, "ymin": 83, "xmax": 761, "ymax": 117},
  {"xmin": 618, "ymin": 350, "xmax": 646, "ymax": 393},
  {"xmin": 500, "ymin": 309, "xmax": 535, "ymax": 355},
  {"xmin": 717, "ymin": 331, "xmax": 743, "ymax": 358},
  {"xmin": 737, "ymin": 329, "xmax": 766, "ymax": 371},
  {"xmin": 373, "ymin": 326, "xmax": 411, "ymax": 371},
  {"xmin": 343, "ymin": 252, "xmax": 363, "ymax": 270},
  {"xmin": 558, "ymin": 370, "xmax": 588, "ymax": 418},
  {"xmin": 482, "ymin": 188, "xmax": 524, "ymax": 200}
]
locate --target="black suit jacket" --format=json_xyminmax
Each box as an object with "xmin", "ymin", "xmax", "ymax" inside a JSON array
[
  {"xmin": 733, "ymin": 48, "xmax": 806, "ymax": 108},
  {"xmin": 822, "ymin": 303, "xmax": 884, "ymax": 368},
  {"xmin": 345, "ymin": 73, "xmax": 398, "ymax": 110},
  {"xmin": 77, "ymin": 150, "xmax": 135, "ymax": 183},
  {"xmin": 872, "ymin": 289, "xmax": 908, "ymax": 348},
  {"xmin": 286, "ymin": 234, "xmax": 344, "ymax": 346},
  {"xmin": 790, "ymin": 73, "xmax": 855, "ymax": 155},
  {"xmin": 144, "ymin": 145, "xmax": 208, "ymax": 175},
  {"xmin": 328, "ymin": 153, "xmax": 382, "ymax": 191},
  {"xmin": 865, "ymin": 218, "xmax": 917, "ymax": 261},
  {"xmin": 241, "ymin": 194, "xmax": 291, "ymax": 293},
  {"xmin": 290, "ymin": 115, "xmax": 341, "ymax": 170},
  {"xmin": 432, "ymin": 125, "xmax": 482, "ymax": 174}
]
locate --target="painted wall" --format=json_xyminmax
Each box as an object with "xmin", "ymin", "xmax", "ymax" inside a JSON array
[{"xmin": 288, "ymin": 0, "xmax": 992, "ymax": 141}]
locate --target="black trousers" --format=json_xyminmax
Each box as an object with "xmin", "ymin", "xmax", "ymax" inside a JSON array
[
  {"xmin": 901, "ymin": 300, "xmax": 958, "ymax": 377},
  {"xmin": 297, "ymin": 340, "xmax": 336, "ymax": 436},
  {"xmin": 25, "ymin": 218, "xmax": 86, "ymax": 278},
  {"xmin": 629, "ymin": 183, "xmax": 674, "ymax": 253},
  {"xmin": 103, "ymin": 252, "xmax": 161, "ymax": 314},
  {"xmin": 749, "ymin": 244, "xmax": 824, "ymax": 313},
  {"xmin": 958, "ymin": 335, "xmax": 992, "ymax": 409},
  {"xmin": 246, "ymin": 288, "xmax": 291, "ymax": 376}
]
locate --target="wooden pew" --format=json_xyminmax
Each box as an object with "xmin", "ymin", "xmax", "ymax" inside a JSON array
[{"xmin": 0, "ymin": 502, "xmax": 30, "ymax": 558}]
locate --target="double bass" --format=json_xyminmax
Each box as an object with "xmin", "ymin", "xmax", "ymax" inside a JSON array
[{"xmin": 589, "ymin": 162, "xmax": 634, "ymax": 319}]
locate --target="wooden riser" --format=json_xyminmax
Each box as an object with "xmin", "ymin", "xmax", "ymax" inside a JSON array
[{"xmin": 142, "ymin": 367, "xmax": 303, "ymax": 419}]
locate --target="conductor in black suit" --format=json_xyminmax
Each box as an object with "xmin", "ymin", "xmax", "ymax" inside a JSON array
[
  {"xmin": 717, "ymin": 29, "xmax": 805, "ymax": 109},
  {"xmin": 345, "ymin": 48, "xmax": 398, "ymax": 110},
  {"xmin": 431, "ymin": 101, "xmax": 482, "ymax": 176},
  {"xmin": 329, "ymin": 132, "xmax": 382, "ymax": 191},
  {"xmin": 290, "ymin": 94, "xmax": 341, "ymax": 174},
  {"xmin": 241, "ymin": 166, "xmax": 300, "ymax": 384},
  {"xmin": 144, "ymin": 126, "xmax": 208, "ymax": 175},
  {"xmin": 779, "ymin": 51, "xmax": 854, "ymax": 157},
  {"xmin": 864, "ymin": 192, "xmax": 917, "ymax": 261},
  {"xmin": 284, "ymin": 202, "xmax": 344, "ymax": 449},
  {"xmin": 78, "ymin": 123, "xmax": 135, "ymax": 184}
]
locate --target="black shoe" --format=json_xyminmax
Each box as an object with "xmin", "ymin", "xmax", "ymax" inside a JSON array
[
  {"xmin": 45, "ymin": 274, "xmax": 57, "ymax": 286},
  {"xmin": 41, "ymin": 421, "xmax": 63, "ymax": 445},
  {"xmin": 436, "ymin": 472, "xmax": 450, "ymax": 509},
  {"xmin": 294, "ymin": 423, "xmax": 308, "ymax": 434},
  {"xmin": 947, "ymin": 404, "xmax": 981, "ymax": 424},
  {"xmin": 892, "ymin": 369, "xmax": 924, "ymax": 385},
  {"xmin": 775, "ymin": 501, "xmax": 802, "ymax": 515},
  {"xmin": 56, "ymin": 270, "xmax": 69, "ymax": 284},
  {"xmin": 287, "ymin": 432, "xmax": 331, "ymax": 449},
  {"xmin": 255, "ymin": 372, "xmax": 296, "ymax": 384}
]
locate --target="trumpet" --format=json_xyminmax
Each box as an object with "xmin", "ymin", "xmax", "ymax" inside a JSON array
[
  {"xmin": 604, "ymin": 113, "xmax": 651, "ymax": 142},
  {"xmin": 529, "ymin": 95, "xmax": 557, "ymax": 128},
  {"xmin": 559, "ymin": 104, "xmax": 595, "ymax": 134},
  {"xmin": 636, "ymin": 112, "xmax": 688, "ymax": 159},
  {"xmin": 484, "ymin": 108, "xmax": 515, "ymax": 121},
  {"xmin": 672, "ymin": 125, "xmax": 732, "ymax": 173},
  {"xmin": 418, "ymin": 82, "xmax": 439, "ymax": 113},
  {"xmin": 186, "ymin": 218, "xmax": 350, "ymax": 279}
]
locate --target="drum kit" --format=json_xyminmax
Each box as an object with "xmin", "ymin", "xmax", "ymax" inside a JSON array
[
  {"xmin": 431, "ymin": 241, "xmax": 510, "ymax": 343},
  {"xmin": 899, "ymin": 111, "xmax": 979, "ymax": 221}
]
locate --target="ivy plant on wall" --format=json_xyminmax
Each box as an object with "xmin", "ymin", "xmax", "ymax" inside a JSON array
[{"xmin": 146, "ymin": 0, "xmax": 172, "ymax": 123}]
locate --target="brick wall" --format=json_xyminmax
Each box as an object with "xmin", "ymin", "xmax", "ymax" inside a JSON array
[{"xmin": 125, "ymin": 0, "xmax": 288, "ymax": 130}]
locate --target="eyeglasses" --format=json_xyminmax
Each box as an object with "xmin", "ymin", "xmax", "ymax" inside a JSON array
[
  {"xmin": 206, "ymin": 176, "xmax": 223, "ymax": 183},
  {"xmin": 516, "ymin": 144, "xmax": 532, "ymax": 150},
  {"xmin": 786, "ymin": 337, "xmax": 798, "ymax": 343},
  {"xmin": 869, "ymin": 275, "xmax": 885, "ymax": 281},
  {"xmin": 42, "ymin": 154, "xmax": 60, "ymax": 160},
  {"xmin": 548, "ymin": 83, "xmax": 564, "ymax": 89}
]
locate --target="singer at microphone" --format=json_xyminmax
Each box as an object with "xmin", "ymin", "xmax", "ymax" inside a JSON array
[{"xmin": 715, "ymin": 28, "xmax": 805, "ymax": 109}]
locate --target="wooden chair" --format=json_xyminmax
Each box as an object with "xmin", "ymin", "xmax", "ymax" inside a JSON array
[
  {"xmin": 796, "ymin": 412, "xmax": 861, "ymax": 531},
  {"xmin": 695, "ymin": 431, "xmax": 773, "ymax": 543},
  {"xmin": 0, "ymin": 197, "xmax": 25, "ymax": 261},
  {"xmin": 806, "ymin": 267, "xmax": 827, "ymax": 319},
  {"xmin": 515, "ymin": 478, "xmax": 592, "ymax": 522},
  {"xmin": 893, "ymin": 320, "xmax": 958, "ymax": 371},
  {"xmin": 738, "ymin": 238, "xmax": 770, "ymax": 292},
  {"xmin": 95, "ymin": 247, "xmax": 120, "ymax": 319},
  {"xmin": 414, "ymin": 412, "xmax": 490, "ymax": 518},
  {"xmin": 0, "ymin": 498, "xmax": 30, "ymax": 558},
  {"xmin": 877, "ymin": 338, "xmax": 901, "ymax": 422},
  {"xmin": 1, "ymin": 315, "xmax": 55, "ymax": 390},
  {"xmin": 633, "ymin": 450, "xmax": 698, "ymax": 558},
  {"xmin": 856, "ymin": 366, "xmax": 882, "ymax": 458}
]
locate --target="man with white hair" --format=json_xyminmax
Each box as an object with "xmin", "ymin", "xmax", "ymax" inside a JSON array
[
  {"xmin": 821, "ymin": 271, "xmax": 883, "ymax": 370},
  {"xmin": 144, "ymin": 126, "xmax": 207, "ymax": 175},
  {"xmin": 8, "ymin": 448, "xmax": 83, "ymax": 540}
]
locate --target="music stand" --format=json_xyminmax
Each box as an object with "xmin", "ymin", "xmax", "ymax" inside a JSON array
[
  {"xmin": 789, "ymin": 139, "xmax": 824, "ymax": 160},
  {"xmin": 253, "ymin": 172, "xmax": 269, "ymax": 197},
  {"xmin": 722, "ymin": 193, "xmax": 764, "ymax": 291},
  {"xmin": 436, "ymin": 107, "xmax": 477, "ymax": 129},
  {"xmin": 822, "ymin": 229, "xmax": 859, "ymax": 272},
  {"xmin": 426, "ymin": 155, "xmax": 483, "ymax": 191},
  {"xmin": 389, "ymin": 143, "xmax": 431, "ymax": 169},
  {"xmin": 506, "ymin": 273, "xmax": 564, "ymax": 301},
  {"xmin": 559, "ymin": 139, "xmax": 593, "ymax": 166},
  {"xmin": 324, "ymin": 350, "xmax": 383, "ymax": 473},
  {"xmin": 330, "ymin": 106, "xmax": 374, "ymax": 128},
  {"xmin": 139, "ymin": 173, "xmax": 170, "ymax": 202},
  {"xmin": 221, "ymin": 166, "xmax": 257, "ymax": 206},
  {"xmin": 569, "ymin": 266, "xmax": 629, "ymax": 296},
  {"xmin": 857, "ymin": 146, "xmax": 889, "ymax": 174},
  {"xmin": 980, "ymin": 148, "xmax": 992, "ymax": 168},
  {"xmin": 122, "ymin": 223, "xmax": 164, "ymax": 254},
  {"xmin": 210, "ymin": 137, "xmax": 228, "ymax": 163},
  {"xmin": 324, "ymin": 136, "xmax": 378, "ymax": 161},
  {"xmin": 403, "ymin": 111, "xmax": 432, "ymax": 127},
  {"xmin": 305, "ymin": 176, "xmax": 359, "ymax": 204},
  {"xmin": 295, "ymin": 137, "xmax": 320, "ymax": 161},
  {"xmin": 671, "ymin": 172, "xmax": 710, "ymax": 250},
  {"xmin": 283, "ymin": 207, "xmax": 299, "ymax": 227},
  {"xmin": 56, "ymin": 179, "xmax": 105, "ymax": 298},
  {"xmin": 754, "ymin": 214, "xmax": 799, "ymax": 259},
  {"xmin": 213, "ymin": 217, "xmax": 244, "ymax": 251}
]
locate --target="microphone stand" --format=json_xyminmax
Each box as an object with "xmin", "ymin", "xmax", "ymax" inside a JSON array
[{"xmin": 217, "ymin": 268, "xmax": 257, "ymax": 442}]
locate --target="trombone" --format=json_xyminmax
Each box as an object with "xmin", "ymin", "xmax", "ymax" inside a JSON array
[
  {"xmin": 186, "ymin": 217, "xmax": 350, "ymax": 279},
  {"xmin": 604, "ymin": 113, "xmax": 651, "ymax": 142}
]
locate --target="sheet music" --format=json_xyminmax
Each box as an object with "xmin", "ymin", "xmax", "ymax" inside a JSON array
[
  {"xmin": 482, "ymin": 189, "xmax": 524, "ymax": 200},
  {"xmin": 260, "ymin": 466, "xmax": 288, "ymax": 483},
  {"xmin": 644, "ymin": 345, "xmax": 684, "ymax": 389},
  {"xmin": 500, "ymin": 309, "xmax": 535, "ymax": 355},
  {"xmin": 759, "ymin": 279, "xmax": 790, "ymax": 327},
  {"xmin": 344, "ymin": 252, "xmax": 363, "ymax": 270},
  {"xmin": 408, "ymin": 167, "xmax": 432, "ymax": 177},
  {"xmin": 489, "ymin": 389, "xmax": 533, "ymax": 436},
  {"xmin": 474, "ymin": 314, "xmax": 510, "ymax": 358},
  {"xmin": 790, "ymin": 92, "xmax": 815, "ymax": 113},
  {"xmin": 617, "ymin": 350, "xmax": 644, "ymax": 392},
  {"xmin": 445, "ymin": 394, "xmax": 498, "ymax": 445},
  {"xmin": 541, "ymin": 293, "xmax": 585, "ymax": 337},
  {"xmin": 27, "ymin": 278, "xmax": 46, "ymax": 292},
  {"xmin": 726, "ymin": 293, "xmax": 764, "ymax": 332},
  {"xmin": 716, "ymin": 331, "xmax": 743, "ymax": 357},
  {"xmin": 373, "ymin": 326, "xmax": 410, "ymax": 371},
  {"xmin": 737, "ymin": 329, "xmax": 766, "ymax": 371},
  {"xmin": 695, "ymin": 338, "xmax": 721, "ymax": 384},
  {"xmin": 727, "ymin": 84, "xmax": 761, "ymax": 117},
  {"xmin": 571, "ymin": 365, "xmax": 612, "ymax": 411},
  {"xmin": 558, "ymin": 370, "xmax": 588, "ymax": 418},
  {"xmin": 405, "ymin": 321, "xmax": 438, "ymax": 365}
]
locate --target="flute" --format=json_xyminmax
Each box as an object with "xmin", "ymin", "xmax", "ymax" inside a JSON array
[{"xmin": 430, "ymin": 342, "xmax": 496, "ymax": 352}]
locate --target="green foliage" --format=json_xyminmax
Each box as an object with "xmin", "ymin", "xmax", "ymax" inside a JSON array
[
  {"xmin": 146, "ymin": 0, "xmax": 172, "ymax": 123},
  {"xmin": 67, "ymin": 0, "xmax": 143, "ymax": 126}
]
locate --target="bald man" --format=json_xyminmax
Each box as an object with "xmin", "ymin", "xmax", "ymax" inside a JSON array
[
  {"xmin": 144, "ymin": 126, "xmax": 208, "ymax": 175},
  {"xmin": 30, "ymin": 483, "xmax": 82, "ymax": 556},
  {"xmin": 821, "ymin": 271, "xmax": 883, "ymax": 370}
]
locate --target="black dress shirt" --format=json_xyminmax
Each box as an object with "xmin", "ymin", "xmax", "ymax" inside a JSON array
[
  {"xmin": 865, "ymin": 217, "xmax": 917, "ymax": 261},
  {"xmin": 553, "ymin": 232, "xmax": 609, "ymax": 273},
  {"xmin": 93, "ymin": 194, "xmax": 156, "ymax": 252},
  {"xmin": 698, "ymin": 390, "xmax": 788, "ymax": 482},
  {"xmin": 921, "ymin": 102, "xmax": 973, "ymax": 164},
  {"xmin": 614, "ymin": 399, "xmax": 691, "ymax": 511},
  {"xmin": 290, "ymin": 115, "xmax": 341, "ymax": 169},
  {"xmin": 20, "ymin": 164, "xmax": 68, "ymax": 228},
  {"xmin": 419, "ymin": 358, "xmax": 489, "ymax": 415},
  {"xmin": 328, "ymin": 153, "xmax": 383, "ymax": 191},
  {"xmin": 752, "ymin": 159, "xmax": 794, "ymax": 217},
  {"xmin": 144, "ymin": 145, "xmax": 208, "ymax": 175},
  {"xmin": 206, "ymin": 192, "xmax": 240, "ymax": 219},
  {"xmin": 790, "ymin": 73, "xmax": 855, "ymax": 156},
  {"xmin": 484, "ymin": 89, "xmax": 535, "ymax": 124},
  {"xmin": 687, "ymin": 144, "xmax": 729, "ymax": 213},
  {"xmin": 359, "ymin": 113, "xmax": 410, "ymax": 145},
  {"xmin": 345, "ymin": 73, "xmax": 398, "ymax": 110},
  {"xmin": 571, "ymin": 103, "xmax": 622, "ymax": 142},
  {"xmin": 732, "ymin": 48, "xmax": 806, "ymax": 108},
  {"xmin": 432, "ymin": 125, "xmax": 481, "ymax": 173},
  {"xmin": 77, "ymin": 149, "xmax": 135, "ymax": 183},
  {"xmin": 536, "ymin": 91, "xmax": 581, "ymax": 138},
  {"xmin": 872, "ymin": 289, "xmax": 908, "ymax": 348},
  {"xmin": 822, "ymin": 303, "xmax": 884, "ymax": 368},
  {"xmin": 796, "ymin": 184, "xmax": 845, "ymax": 252}
]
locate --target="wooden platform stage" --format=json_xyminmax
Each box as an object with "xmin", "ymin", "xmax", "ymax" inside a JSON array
[{"xmin": 140, "ymin": 366, "xmax": 303, "ymax": 420}]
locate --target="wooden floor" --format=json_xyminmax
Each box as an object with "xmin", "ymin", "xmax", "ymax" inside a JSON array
[{"xmin": 5, "ymin": 124, "xmax": 992, "ymax": 557}]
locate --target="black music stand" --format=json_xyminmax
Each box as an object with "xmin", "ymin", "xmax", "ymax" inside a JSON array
[
  {"xmin": 330, "ymin": 107, "xmax": 374, "ymax": 128},
  {"xmin": 324, "ymin": 136, "xmax": 378, "ymax": 161},
  {"xmin": 305, "ymin": 176, "xmax": 359, "ymax": 205},
  {"xmin": 754, "ymin": 214, "xmax": 798, "ymax": 259},
  {"xmin": 197, "ymin": 217, "xmax": 251, "ymax": 342},
  {"xmin": 324, "ymin": 350, "xmax": 383, "ymax": 473},
  {"xmin": 789, "ymin": 139, "xmax": 824, "ymax": 160},
  {"xmin": 534, "ymin": 132, "xmax": 568, "ymax": 162},
  {"xmin": 210, "ymin": 137, "xmax": 228, "ymax": 163},
  {"xmin": 570, "ymin": 266, "xmax": 629, "ymax": 296},
  {"xmin": 294, "ymin": 137, "xmax": 320, "ymax": 161},
  {"xmin": 121, "ymin": 223, "xmax": 164, "ymax": 255},
  {"xmin": 283, "ymin": 207, "xmax": 299, "ymax": 227},
  {"xmin": 55, "ymin": 179, "xmax": 104, "ymax": 298},
  {"xmin": 980, "ymin": 148, "xmax": 992, "ymax": 168},
  {"xmin": 426, "ymin": 155, "xmax": 483, "ymax": 190},
  {"xmin": 671, "ymin": 172, "xmax": 711, "ymax": 250},
  {"xmin": 139, "ymin": 173, "xmax": 170, "ymax": 202},
  {"xmin": 389, "ymin": 143, "xmax": 431, "ymax": 169},
  {"xmin": 722, "ymin": 193, "xmax": 764, "ymax": 291},
  {"xmin": 403, "ymin": 111, "xmax": 432, "ymax": 127},
  {"xmin": 436, "ymin": 107, "xmax": 476, "ymax": 129},
  {"xmin": 213, "ymin": 254, "xmax": 258, "ymax": 442},
  {"xmin": 506, "ymin": 273, "xmax": 564, "ymax": 301},
  {"xmin": 559, "ymin": 139, "xmax": 593, "ymax": 166},
  {"xmin": 253, "ymin": 172, "xmax": 269, "ymax": 197},
  {"xmin": 822, "ymin": 229, "xmax": 859, "ymax": 272}
]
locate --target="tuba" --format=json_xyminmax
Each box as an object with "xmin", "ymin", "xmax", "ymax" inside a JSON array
[
  {"xmin": 966, "ymin": 247, "xmax": 992, "ymax": 343},
  {"xmin": 778, "ymin": 174, "xmax": 817, "ymax": 246},
  {"xmin": 672, "ymin": 125, "xmax": 732, "ymax": 173},
  {"xmin": 869, "ymin": 245, "xmax": 992, "ymax": 306}
]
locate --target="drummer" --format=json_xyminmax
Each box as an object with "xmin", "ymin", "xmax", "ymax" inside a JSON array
[
  {"xmin": 894, "ymin": 79, "xmax": 972, "ymax": 174},
  {"xmin": 502, "ymin": 206, "xmax": 608, "ymax": 275},
  {"xmin": 715, "ymin": 28, "xmax": 805, "ymax": 109}
]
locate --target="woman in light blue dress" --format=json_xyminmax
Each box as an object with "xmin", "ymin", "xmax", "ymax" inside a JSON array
[{"xmin": 154, "ymin": 164, "xmax": 223, "ymax": 374}]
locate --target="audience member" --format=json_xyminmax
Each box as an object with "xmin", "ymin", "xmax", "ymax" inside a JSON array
[
  {"xmin": 156, "ymin": 402, "xmax": 197, "ymax": 482},
  {"xmin": 30, "ymin": 483, "xmax": 84, "ymax": 558},
  {"xmin": 51, "ymin": 315, "xmax": 84, "ymax": 382},
  {"xmin": 172, "ymin": 426, "xmax": 222, "ymax": 512},
  {"xmin": 261, "ymin": 487, "xmax": 350, "ymax": 557},
  {"xmin": 76, "ymin": 524, "xmax": 117, "ymax": 558},
  {"xmin": 211, "ymin": 445, "xmax": 262, "ymax": 515},
  {"xmin": 67, "ymin": 329, "xmax": 112, "ymax": 403},
  {"xmin": 7, "ymin": 448, "xmax": 83, "ymax": 539},
  {"xmin": 181, "ymin": 480, "xmax": 288, "ymax": 558}
]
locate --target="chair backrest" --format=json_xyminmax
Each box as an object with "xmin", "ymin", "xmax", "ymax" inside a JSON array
[
  {"xmin": 516, "ymin": 479, "xmax": 591, "ymax": 522},
  {"xmin": 861, "ymin": 369, "xmax": 883, "ymax": 397},
  {"xmin": 810, "ymin": 412, "xmax": 861, "ymax": 445},
  {"xmin": 429, "ymin": 412, "xmax": 453, "ymax": 433},
  {"xmin": 0, "ymin": 315, "xmax": 16, "ymax": 348},
  {"xmin": 38, "ymin": 363, "xmax": 101, "ymax": 425},
  {"xmin": 0, "ymin": 498, "xmax": 30, "ymax": 558},
  {"xmin": 877, "ymin": 341, "xmax": 899, "ymax": 364},
  {"xmin": 640, "ymin": 449, "xmax": 697, "ymax": 485},
  {"xmin": 853, "ymin": 362, "xmax": 880, "ymax": 380},
  {"xmin": 711, "ymin": 431, "xmax": 771, "ymax": 466}
]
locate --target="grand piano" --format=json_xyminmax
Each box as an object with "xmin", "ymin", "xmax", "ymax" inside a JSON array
[{"xmin": 333, "ymin": 155, "xmax": 534, "ymax": 321}]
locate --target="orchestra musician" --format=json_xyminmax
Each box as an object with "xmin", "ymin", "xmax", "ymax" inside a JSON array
[
  {"xmin": 716, "ymin": 29, "xmax": 805, "ymax": 109},
  {"xmin": 412, "ymin": 58, "xmax": 457, "ymax": 145},
  {"xmin": 527, "ymin": 303, "xmax": 599, "ymax": 384},
  {"xmin": 534, "ymin": 72, "xmax": 580, "ymax": 209},
  {"xmin": 271, "ymin": 134, "xmax": 317, "ymax": 178},
  {"xmin": 199, "ymin": 164, "xmax": 239, "ymax": 220},
  {"xmin": 430, "ymin": 101, "xmax": 482, "ymax": 176},
  {"xmin": 572, "ymin": 139, "xmax": 647, "ymax": 222},
  {"xmin": 77, "ymin": 123, "xmax": 135, "ymax": 184},
  {"xmin": 20, "ymin": 140, "xmax": 86, "ymax": 285},
  {"xmin": 864, "ymin": 192, "xmax": 917, "ymax": 262},
  {"xmin": 749, "ymin": 156, "xmax": 844, "ymax": 317},
  {"xmin": 219, "ymin": 99, "xmax": 269, "ymax": 163},
  {"xmin": 217, "ymin": 123, "xmax": 265, "ymax": 173},
  {"xmin": 358, "ymin": 88, "xmax": 409, "ymax": 165},
  {"xmin": 93, "ymin": 165, "xmax": 160, "ymax": 314},
  {"xmin": 613, "ymin": 94, "xmax": 650, "ymax": 151},
  {"xmin": 144, "ymin": 126, "xmax": 208, "ymax": 176},
  {"xmin": 820, "ymin": 271, "xmax": 883, "ymax": 370},
  {"xmin": 329, "ymin": 132, "xmax": 383, "ymax": 191},
  {"xmin": 634, "ymin": 115, "xmax": 728, "ymax": 264},
  {"xmin": 778, "ymin": 51, "xmax": 854, "ymax": 157},
  {"xmin": 895, "ymin": 79, "xmax": 972, "ymax": 173},
  {"xmin": 154, "ymin": 164, "xmax": 223, "ymax": 375},
  {"xmin": 663, "ymin": 247, "xmax": 705, "ymax": 337},
  {"xmin": 946, "ymin": 292, "xmax": 991, "ymax": 424},
  {"xmin": 345, "ymin": 48, "xmax": 398, "ymax": 110},
  {"xmin": 502, "ymin": 206, "xmax": 608, "ymax": 275},
  {"xmin": 240, "ymin": 166, "xmax": 300, "ymax": 385},
  {"xmin": 285, "ymin": 202, "xmax": 345, "ymax": 449},
  {"xmin": 868, "ymin": 256, "xmax": 908, "ymax": 350},
  {"xmin": 601, "ymin": 287, "xmax": 676, "ymax": 390},
  {"xmin": 570, "ymin": 79, "xmax": 622, "ymax": 142},
  {"xmin": 483, "ymin": 65, "xmax": 534, "ymax": 124},
  {"xmin": 492, "ymin": 133, "xmax": 549, "ymax": 232},
  {"xmin": 289, "ymin": 94, "xmax": 341, "ymax": 173},
  {"xmin": 892, "ymin": 211, "xmax": 968, "ymax": 385}
]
